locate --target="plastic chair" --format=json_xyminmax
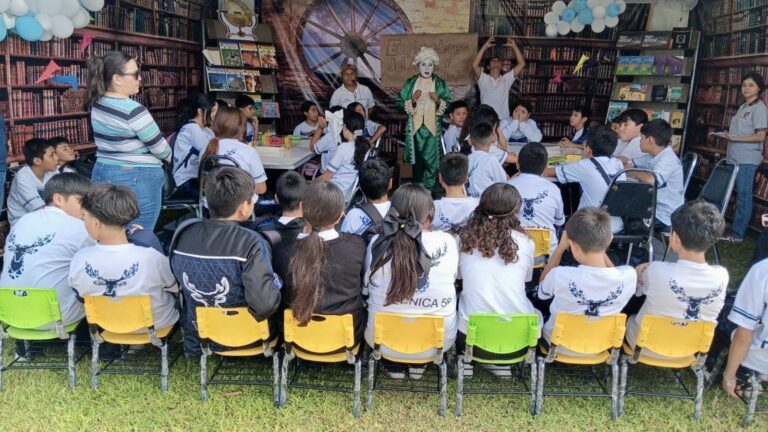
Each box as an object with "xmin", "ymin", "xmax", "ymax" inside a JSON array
[
  {"xmin": 618, "ymin": 315, "xmax": 715, "ymax": 420},
  {"xmin": 0, "ymin": 287, "xmax": 83, "ymax": 390},
  {"xmin": 196, "ymin": 307, "xmax": 278, "ymax": 403},
  {"xmin": 524, "ymin": 227, "xmax": 551, "ymax": 269},
  {"xmin": 280, "ymin": 310, "xmax": 361, "ymax": 417},
  {"xmin": 741, "ymin": 370, "xmax": 767, "ymax": 427},
  {"xmin": 456, "ymin": 313, "xmax": 540, "ymax": 416},
  {"xmin": 697, "ymin": 159, "xmax": 739, "ymax": 265},
  {"xmin": 367, "ymin": 312, "xmax": 448, "ymax": 416},
  {"xmin": 535, "ymin": 313, "xmax": 627, "ymax": 420},
  {"xmin": 600, "ymin": 169, "xmax": 657, "ymax": 265},
  {"xmin": 84, "ymin": 295, "xmax": 177, "ymax": 391}
]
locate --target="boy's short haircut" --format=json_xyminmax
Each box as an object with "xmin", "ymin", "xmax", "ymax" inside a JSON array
[
  {"xmin": 42, "ymin": 173, "xmax": 92, "ymax": 204},
  {"xmin": 513, "ymin": 100, "xmax": 533, "ymax": 113},
  {"xmin": 616, "ymin": 108, "xmax": 648, "ymax": 126},
  {"xmin": 275, "ymin": 171, "xmax": 307, "ymax": 212},
  {"xmin": 586, "ymin": 125, "xmax": 619, "ymax": 157},
  {"xmin": 235, "ymin": 94, "xmax": 254, "ymax": 109},
  {"xmin": 573, "ymin": 105, "xmax": 591, "ymax": 119},
  {"xmin": 565, "ymin": 207, "xmax": 612, "ymax": 253},
  {"xmin": 447, "ymin": 100, "xmax": 468, "ymax": 115},
  {"xmin": 670, "ymin": 199, "xmax": 725, "ymax": 252},
  {"xmin": 469, "ymin": 121, "xmax": 494, "ymax": 148},
  {"xmin": 50, "ymin": 136, "xmax": 70, "ymax": 147},
  {"xmin": 23, "ymin": 138, "xmax": 54, "ymax": 166},
  {"xmin": 81, "ymin": 184, "xmax": 140, "ymax": 227},
  {"xmin": 205, "ymin": 167, "xmax": 256, "ymax": 219},
  {"xmin": 518, "ymin": 142, "xmax": 548, "ymax": 175},
  {"xmin": 609, "ymin": 116, "xmax": 621, "ymax": 126},
  {"xmin": 640, "ymin": 119, "xmax": 672, "ymax": 147},
  {"xmin": 300, "ymin": 100, "xmax": 317, "ymax": 114},
  {"xmin": 358, "ymin": 159, "xmax": 391, "ymax": 200},
  {"xmin": 439, "ymin": 153, "xmax": 469, "ymax": 185}
]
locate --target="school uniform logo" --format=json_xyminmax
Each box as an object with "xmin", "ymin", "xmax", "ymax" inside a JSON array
[
  {"xmin": 84, "ymin": 262, "xmax": 139, "ymax": 297},
  {"xmin": 568, "ymin": 281, "xmax": 624, "ymax": 317},
  {"xmin": 6, "ymin": 233, "xmax": 55, "ymax": 279},
  {"xmin": 183, "ymin": 272, "xmax": 230, "ymax": 307},
  {"xmin": 668, "ymin": 279, "xmax": 723, "ymax": 320},
  {"xmin": 522, "ymin": 191, "xmax": 548, "ymax": 221},
  {"xmin": 415, "ymin": 242, "xmax": 449, "ymax": 294}
]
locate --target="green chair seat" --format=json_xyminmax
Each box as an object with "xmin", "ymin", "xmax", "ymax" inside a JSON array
[{"xmin": 466, "ymin": 313, "xmax": 540, "ymax": 363}]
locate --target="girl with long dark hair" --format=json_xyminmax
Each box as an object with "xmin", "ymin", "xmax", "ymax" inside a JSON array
[
  {"xmin": 317, "ymin": 110, "xmax": 370, "ymax": 202},
  {"xmin": 172, "ymin": 94, "xmax": 213, "ymax": 197}
]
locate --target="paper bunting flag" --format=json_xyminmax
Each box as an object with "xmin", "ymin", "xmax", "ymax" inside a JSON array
[
  {"xmin": 573, "ymin": 54, "xmax": 590, "ymax": 74},
  {"xmin": 549, "ymin": 47, "xmax": 557, "ymax": 61},
  {"xmin": 35, "ymin": 60, "xmax": 62, "ymax": 84},
  {"xmin": 80, "ymin": 32, "xmax": 93, "ymax": 53},
  {"xmin": 550, "ymin": 70, "xmax": 562, "ymax": 84},
  {"xmin": 49, "ymin": 75, "xmax": 79, "ymax": 90}
]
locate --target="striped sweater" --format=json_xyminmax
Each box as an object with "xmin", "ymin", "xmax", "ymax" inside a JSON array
[{"xmin": 90, "ymin": 96, "xmax": 171, "ymax": 165}]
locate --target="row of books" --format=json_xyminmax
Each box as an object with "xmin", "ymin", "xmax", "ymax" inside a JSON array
[
  {"xmin": 119, "ymin": 6, "xmax": 158, "ymax": 35},
  {"xmin": 10, "ymin": 61, "xmax": 87, "ymax": 86},
  {"xmin": 206, "ymin": 67, "xmax": 278, "ymax": 94},
  {"xmin": 729, "ymin": 65, "xmax": 768, "ymax": 82},
  {"xmin": 145, "ymin": 47, "xmax": 192, "ymax": 65},
  {"xmin": 616, "ymin": 31, "xmax": 693, "ymax": 49},
  {"xmin": 538, "ymin": 121, "xmax": 584, "ymax": 139},
  {"xmin": 732, "ymin": 7, "xmax": 767, "ymax": 31},
  {"xmin": 529, "ymin": 95, "xmax": 593, "ymax": 113},
  {"xmin": 702, "ymin": 0, "xmax": 733, "ymax": 19},
  {"xmin": 153, "ymin": 110, "xmax": 176, "ymax": 134},
  {"xmin": 734, "ymin": 0, "xmax": 768, "ymax": 12},
  {"xmin": 206, "ymin": 41, "xmax": 279, "ymax": 69},
  {"xmin": 9, "ymin": 90, "xmax": 76, "ymax": 118},
  {"xmin": 94, "ymin": 5, "xmax": 118, "ymax": 30},
  {"xmin": 612, "ymin": 84, "xmax": 688, "ymax": 103},
  {"xmin": 696, "ymin": 86, "xmax": 728, "ymax": 104},
  {"xmin": 694, "ymin": 106, "xmax": 727, "ymax": 127},
  {"xmin": 140, "ymin": 69, "xmax": 185, "ymax": 86},
  {"xmin": 92, "ymin": 41, "xmax": 115, "ymax": 58},
  {"xmin": 526, "ymin": 63, "xmax": 615, "ymax": 79},
  {"xmin": 521, "ymin": 47, "xmax": 616, "ymax": 63},
  {"xmin": 113, "ymin": 6, "xmax": 196, "ymax": 42},
  {"xmin": 4, "ymin": 37, "xmax": 87, "ymax": 59},
  {"xmin": 7, "ymin": 119, "xmax": 90, "ymax": 158},
  {"xmin": 520, "ymin": 77, "xmax": 612, "ymax": 95},
  {"xmin": 731, "ymin": 29, "xmax": 767, "ymax": 56},
  {"xmin": 702, "ymin": 35, "xmax": 733, "ymax": 58},
  {"xmin": 140, "ymin": 87, "xmax": 187, "ymax": 110},
  {"xmin": 752, "ymin": 170, "xmax": 768, "ymax": 199},
  {"xmin": 615, "ymin": 56, "xmax": 689, "ymax": 76},
  {"xmin": 120, "ymin": 45, "xmax": 141, "ymax": 60},
  {"xmin": 607, "ymin": 102, "xmax": 686, "ymax": 128},
  {"xmin": 699, "ymin": 68, "xmax": 730, "ymax": 85}
]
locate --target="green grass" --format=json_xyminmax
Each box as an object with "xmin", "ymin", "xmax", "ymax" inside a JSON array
[{"xmin": 0, "ymin": 239, "xmax": 764, "ymax": 431}]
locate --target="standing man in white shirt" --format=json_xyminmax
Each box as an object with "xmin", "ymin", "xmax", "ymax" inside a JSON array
[
  {"xmin": 329, "ymin": 64, "xmax": 376, "ymax": 111},
  {"xmin": 472, "ymin": 36, "xmax": 526, "ymax": 121}
]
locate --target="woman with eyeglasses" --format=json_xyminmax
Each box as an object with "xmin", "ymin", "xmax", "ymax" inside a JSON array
[{"xmin": 85, "ymin": 51, "xmax": 172, "ymax": 231}]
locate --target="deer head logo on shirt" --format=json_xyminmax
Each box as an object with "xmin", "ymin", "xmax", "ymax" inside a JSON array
[
  {"xmin": 84, "ymin": 262, "xmax": 139, "ymax": 297},
  {"xmin": 6, "ymin": 233, "xmax": 55, "ymax": 279},
  {"xmin": 182, "ymin": 272, "xmax": 230, "ymax": 307},
  {"xmin": 668, "ymin": 279, "xmax": 722, "ymax": 320},
  {"xmin": 522, "ymin": 191, "xmax": 548, "ymax": 221},
  {"xmin": 568, "ymin": 281, "xmax": 624, "ymax": 317}
]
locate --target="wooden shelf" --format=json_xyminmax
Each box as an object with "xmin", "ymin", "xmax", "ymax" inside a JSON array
[
  {"xmin": 731, "ymin": 23, "xmax": 768, "ymax": 34},
  {"xmin": 611, "ymin": 99, "xmax": 688, "ymax": 104},
  {"xmin": 7, "ymin": 84, "xmax": 77, "ymax": 89},
  {"xmin": 688, "ymin": 145, "xmax": 727, "ymax": 155},
  {"xmin": 8, "ymin": 54, "xmax": 87, "ymax": 61},
  {"xmin": 14, "ymin": 112, "xmax": 89, "ymax": 121},
  {"xmin": 142, "ymin": 84, "xmax": 187, "ymax": 88}
]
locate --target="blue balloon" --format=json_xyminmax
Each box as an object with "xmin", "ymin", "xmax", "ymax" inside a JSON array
[
  {"xmin": 607, "ymin": 3, "xmax": 621, "ymax": 17},
  {"xmin": 0, "ymin": 20, "xmax": 6, "ymax": 42},
  {"xmin": 562, "ymin": 8, "xmax": 577, "ymax": 22},
  {"xmin": 578, "ymin": 8, "xmax": 594, "ymax": 24},
  {"xmin": 15, "ymin": 16, "xmax": 44, "ymax": 42},
  {"xmin": 574, "ymin": 0, "xmax": 588, "ymax": 12}
]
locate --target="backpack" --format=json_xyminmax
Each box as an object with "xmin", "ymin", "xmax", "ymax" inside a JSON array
[{"xmin": 358, "ymin": 202, "xmax": 385, "ymax": 244}]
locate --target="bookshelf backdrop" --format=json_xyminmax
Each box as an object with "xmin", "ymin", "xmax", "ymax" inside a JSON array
[{"xmin": 690, "ymin": 0, "xmax": 768, "ymax": 232}]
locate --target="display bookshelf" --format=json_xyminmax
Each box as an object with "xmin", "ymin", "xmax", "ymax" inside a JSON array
[
  {"xmin": 689, "ymin": 0, "xmax": 768, "ymax": 232},
  {"xmin": 468, "ymin": 0, "xmax": 649, "ymax": 141},
  {"xmin": 606, "ymin": 30, "xmax": 700, "ymax": 152}
]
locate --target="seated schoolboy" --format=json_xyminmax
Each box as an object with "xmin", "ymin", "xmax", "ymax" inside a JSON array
[
  {"xmin": 500, "ymin": 101, "xmax": 543, "ymax": 144},
  {"xmin": 51, "ymin": 136, "xmax": 76, "ymax": 173},
  {"xmin": 620, "ymin": 119, "xmax": 684, "ymax": 231},
  {"xmin": 235, "ymin": 94, "xmax": 259, "ymax": 142},
  {"xmin": 293, "ymin": 101, "xmax": 327, "ymax": 148},
  {"xmin": 560, "ymin": 105, "xmax": 591, "ymax": 151},
  {"xmin": 0, "ymin": 173, "xmax": 93, "ymax": 358},
  {"xmin": 431, "ymin": 153, "xmax": 479, "ymax": 233},
  {"xmin": 340, "ymin": 159, "xmax": 392, "ymax": 241},
  {"xmin": 538, "ymin": 207, "xmax": 636, "ymax": 352},
  {"xmin": 318, "ymin": 110, "xmax": 370, "ymax": 202},
  {"xmin": 7, "ymin": 138, "xmax": 59, "ymax": 225},
  {"xmin": 283, "ymin": 181, "xmax": 367, "ymax": 343},
  {"xmin": 543, "ymin": 125, "xmax": 626, "ymax": 233},
  {"xmin": 169, "ymin": 167, "xmax": 282, "ymax": 355},
  {"xmin": 311, "ymin": 105, "xmax": 344, "ymax": 173},
  {"xmin": 626, "ymin": 200, "xmax": 728, "ymax": 357},
  {"xmin": 464, "ymin": 104, "xmax": 515, "ymax": 165},
  {"xmin": 349, "ymin": 102, "xmax": 387, "ymax": 144},
  {"xmin": 508, "ymin": 142, "xmax": 565, "ymax": 254},
  {"xmin": 69, "ymin": 184, "xmax": 179, "ymax": 330},
  {"xmin": 613, "ymin": 108, "xmax": 648, "ymax": 159},
  {"xmin": 443, "ymin": 100, "xmax": 469, "ymax": 153},
  {"xmin": 467, "ymin": 121, "xmax": 507, "ymax": 198},
  {"xmin": 722, "ymin": 257, "xmax": 768, "ymax": 398}
]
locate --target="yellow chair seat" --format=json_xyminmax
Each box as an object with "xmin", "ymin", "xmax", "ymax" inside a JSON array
[
  {"xmin": 215, "ymin": 338, "xmax": 278, "ymax": 357},
  {"xmin": 380, "ymin": 353, "xmax": 435, "ymax": 365},
  {"xmin": 101, "ymin": 325, "xmax": 175, "ymax": 344},
  {"xmin": 622, "ymin": 343, "xmax": 696, "ymax": 369},
  {"xmin": 540, "ymin": 344, "xmax": 611, "ymax": 365},
  {"xmin": 293, "ymin": 344, "xmax": 360, "ymax": 363}
]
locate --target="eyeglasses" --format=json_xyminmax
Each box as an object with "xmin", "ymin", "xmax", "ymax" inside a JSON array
[{"xmin": 120, "ymin": 71, "xmax": 141, "ymax": 79}]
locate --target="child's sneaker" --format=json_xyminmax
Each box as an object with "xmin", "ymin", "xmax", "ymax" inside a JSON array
[{"xmin": 482, "ymin": 364, "xmax": 512, "ymax": 378}]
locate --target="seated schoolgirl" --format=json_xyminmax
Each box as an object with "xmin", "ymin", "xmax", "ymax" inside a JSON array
[
  {"xmin": 349, "ymin": 102, "xmax": 387, "ymax": 144},
  {"xmin": 317, "ymin": 110, "xmax": 370, "ymax": 202},
  {"xmin": 173, "ymin": 94, "xmax": 214, "ymax": 197}
]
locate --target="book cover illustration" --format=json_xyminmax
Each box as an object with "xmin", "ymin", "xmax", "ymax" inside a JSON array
[
  {"xmin": 667, "ymin": 86, "xmax": 684, "ymax": 102},
  {"xmin": 261, "ymin": 101, "xmax": 280, "ymax": 118},
  {"xmin": 244, "ymin": 71, "xmax": 262, "ymax": 93},
  {"xmin": 225, "ymin": 69, "xmax": 245, "ymax": 92},
  {"xmin": 607, "ymin": 101, "xmax": 628, "ymax": 121},
  {"xmin": 638, "ymin": 56, "xmax": 655, "ymax": 75},
  {"xmin": 207, "ymin": 67, "xmax": 228, "ymax": 91},
  {"xmin": 616, "ymin": 83, "xmax": 631, "ymax": 100},
  {"xmin": 240, "ymin": 42, "xmax": 261, "ymax": 68},
  {"xmin": 651, "ymin": 85, "xmax": 668, "ymax": 102},
  {"xmin": 219, "ymin": 41, "xmax": 243, "ymax": 67},
  {"xmin": 670, "ymin": 111, "xmax": 685, "ymax": 128},
  {"xmin": 629, "ymin": 84, "xmax": 647, "ymax": 101},
  {"xmin": 258, "ymin": 44, "xmax": 278, "ymax": 69}
]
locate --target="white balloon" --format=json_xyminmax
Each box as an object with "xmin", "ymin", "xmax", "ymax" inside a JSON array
[
  {"xmin": 571, "ymin": 20, "xmax": 585, "ymax": 32},
  {"xmin": 544, "ymin": 11, "xmax": 559, "ymax": 25},
  {"xmin": 586, "ymin": 0, "xmax": 598, "ymax": 6},
  {"xmin": 81, "ymin": 0, "xmax": 105, "ymax": 12},
  {"xmin": 35, "ymin": 13, "xmax": 52, "ymax": 31},
  {"xmin": 39, "ymin": 31, "xmax": 53, "ymax": 41},
  {"xmin": 38, "ymin": 0, "xmax": 62, "ymax": 15},
  {"xmin": 62, "ymin": 0, "xmax": 80, "ymax": 17},
  {"xmin": 600, "ymin": 0, "xmax": 613, "ymax": 6},
  {"xmin": 557, "ymin": 20, "xmax": 571, "ymax": 35},
  {"xmin": 545, "ymin": 23, "xmax": 558, "ymax": 38},
  {"xmin": 616, "ymin": 0, "xmax": 627, "ymax": 12},
  {"xmin": 9, "ymin": 0, "xmax": 28, "ymax": 16},
  {"xmin": 591, "ymin": 18, "xmax": 606, "ymax": 33},
  {"xmin": 605, "ymin": 15, "xmax": 619, "ymax": 27},
  {"xmin": 1, "ymin": 12, "xmax": 13, "ymax": 29},
  {"xmin": 0, "ymin": 0, "xmax": 9, "ymax": 14},
  {"xmin": 552, "ymin": 0, "xmax": 567, "ymax": 14},
  {"xmin": 27, "ymin": 0, "xmax": 37, "ymax": 13},
  {"xmin": 51, "ymin": 14, "xmax": 74, "ymax": 38},
  {"xmin": 72, "ymin": 8, "xmax": 89, "ymax": 28},
  {"xmin": 592, "ymin": 5, "xmax": 606, "ymax": 18}
]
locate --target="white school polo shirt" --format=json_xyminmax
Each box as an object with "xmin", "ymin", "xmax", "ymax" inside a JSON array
[
  {"xmin": 632, "ymin": 146, "xmax": 684, "ymax": 226},
  {"xmin": 478, "ymin": 71, "xmax": 516, "ymax": 120}
]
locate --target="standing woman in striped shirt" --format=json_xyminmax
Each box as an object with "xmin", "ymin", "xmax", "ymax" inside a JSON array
[{"xmin": 85, "ymin": 51, "xmax": 172, "ymax": 231}]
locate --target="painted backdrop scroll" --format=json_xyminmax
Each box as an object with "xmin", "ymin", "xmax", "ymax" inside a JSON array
[{"xmin": 380, "ymin": 33, "xmax": 478, "ymax": 88}]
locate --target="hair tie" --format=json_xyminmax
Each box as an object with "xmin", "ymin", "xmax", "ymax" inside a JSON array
[
  {"xmin": 311, "ymin": 226, "xmax": 321, "ymax": 233},
  {"xmin": 482, "ymin": 208, "xmax": 515, "ymax": 219},
  {"xmin": 353, "ymin": 129, "xmax": 363, "ymax": 137}
]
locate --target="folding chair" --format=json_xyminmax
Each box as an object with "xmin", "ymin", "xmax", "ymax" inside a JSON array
[
  {"xmin": 680, "ymin": 152, "xmax": 700, "ymax": 196},
  {"xmin": 0, "ymin": 287, "xmax": 84, "ymax": 390},
  {"xmin": 198, "ymin": 155, "xmax": 241, "ymax": 218},
  {"xmin": 697, "ymin": 159, "xmax": 739, "ymax": 265},
  {"xmin": 367, "ymin": 312, "xmax": 449, "ymax": 416},
  {"xmin": 535, "ymin": 313, "xmax": 627, "ymax": 420},
  {"xmin": 740, "ymin": 370, "xmax": 767, "ymax": 427},
  {"xmin": 600, "ymin": 169, "xmax": 657, "ymax": 265},
  {"xmin": 280, "ymin": 310, "xmax": 361, "ymax": 417},
  {"xmin": 524, "ymin": 227, "xmax": 551, "ymax": 269},
  {"xmin": 618, "ymin": 315, "xmax": 715, "ymax": 420},
  {"xmin": 196, "ymin": 307, "xmax": 278, "ymax": 403},
  {"xmin": 84, "ymin": 295, "xmax": 178, "ymax": 391},
  {"xmin": 456, "ymin": 313, "xmax": 539, "ymax": 416}
]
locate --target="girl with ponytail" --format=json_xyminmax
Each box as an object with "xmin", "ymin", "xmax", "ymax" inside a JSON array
[
  {"xmin": 364, "ymin": 184, "xmax": 459, "ymax": 362},
  {"xmin": 172, "ymin": 94, "xmax": 213, "ymax": 197},
  {"xmin": 286, "ymin": 181, "xmax": 367, "ymax": 342},
  {"xmin": 86, "ymin": 51, "xmax": 171, "ymax": 231},
  {"xmin": 318, "ymin": 110, "xmax": 370, "ymax": 202}
]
